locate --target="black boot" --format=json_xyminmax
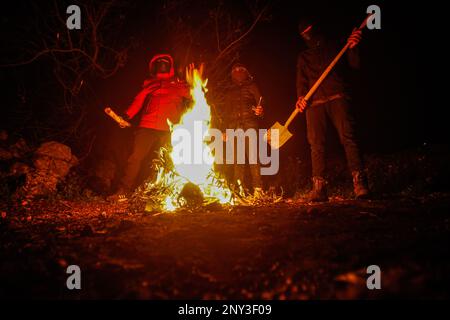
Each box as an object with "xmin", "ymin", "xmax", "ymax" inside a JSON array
[
  {"xmin": 352, "ymin": 170, "xmax": 370, "ymax": 199},
  {"xmin": 305, "ymin": 176, "xmax": 328, "ymax": 202}
]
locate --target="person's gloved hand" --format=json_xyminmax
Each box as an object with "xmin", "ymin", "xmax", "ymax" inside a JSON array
[
  {"xmin": 253, "ymin": 105, "xmax": 264, "ymax": 116},
  {"xmin": 347, "ymin": 28, "xmax": 362, "ymax": 49},
  {"xmin": 295, "ymin": 96, "xmax": 308, "ymax": 112},
  {"xmin": 119, "ymin": 113, "xmax": 131, "ymax": 128},
  {"xmin": 119, "ymin": 120, "xmax": 130, "ymax": 128}
]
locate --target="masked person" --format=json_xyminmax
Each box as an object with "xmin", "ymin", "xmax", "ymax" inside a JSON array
[
  {"xmin": 109, "ymin": 54, "xmax": 190, "ymax": 202},
  {"xmin": 296, "ymin": 19, "xmax": 370, "ymax": 201},
  {"xmin": 222, "ymin": 63, "xmax": 264, "ymax": 195}
]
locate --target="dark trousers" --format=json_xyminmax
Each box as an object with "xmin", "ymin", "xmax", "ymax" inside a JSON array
[
  {"xmin": 233, "ymin": 154, "xmax": 263, "ymax": 190},
  {"xmin": 121, "ymin": 127, "xmax": 170, "ymax": 191},
  {"xmin": 306, "ymin": 98, "xmax": 363, "ymax": 177},
  {"xmin": 228, "ymin": 121, "xmax": 263, "ymax": 190}
]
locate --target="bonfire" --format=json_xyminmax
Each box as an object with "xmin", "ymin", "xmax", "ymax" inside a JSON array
[
  {"xmin": 129, "ymin": 66, "xmax": 231, "ymax": 211},
  {"xmin": 129, "ymin": 65, "xmax": 282, "ymax": 212}
]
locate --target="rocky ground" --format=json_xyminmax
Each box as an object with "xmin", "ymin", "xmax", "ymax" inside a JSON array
[
  {"xmin": 1, "ymin": 136, "xmax": 449, "ymax": 299},
  {"xmin": 1, "ymin": 192, "xmax": 449, "ymax": 299}
]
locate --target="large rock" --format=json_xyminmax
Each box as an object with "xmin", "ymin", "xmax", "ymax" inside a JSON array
[
  {"xmin": 33, "ymin": 141, "xmax": 77, "ymax": 177},
  {"xmin": 18, "ymin": 141, "xmax": 78, "ymax": 198}
]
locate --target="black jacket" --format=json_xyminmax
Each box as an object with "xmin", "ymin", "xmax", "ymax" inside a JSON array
[
  {"xmin": 222, "ymin": 79, "xmax": 262, "ymax": 128},
  {"xmin": 297, "ymin": 39, "xmax": 360, "ymax": 104}
]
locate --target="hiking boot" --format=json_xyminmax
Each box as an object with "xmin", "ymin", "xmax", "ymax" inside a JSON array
[
  {"xmin": 305, "ymin": 176, "xmax": 328, "ymax": 202},
  {"xmin": 352, "ymin": 170, "xmax": 370, "ymax": 199}
]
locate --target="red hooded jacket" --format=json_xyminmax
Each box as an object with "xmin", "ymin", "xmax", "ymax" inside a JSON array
[{"xmin": 125, "ymin": 54, "xmax": 190, "ymax": 131}]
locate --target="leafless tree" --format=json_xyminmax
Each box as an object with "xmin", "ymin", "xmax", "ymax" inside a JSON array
[
  {"xmin": 1, "ymin": 0, "xmax": 133, "ymax": 152},
  {"xmin": 161, "ymin": 0, "xmax": 271, "ymax": 116},
  {"xmin": 2, "ymin": 1, "xmax": 130, "ymax": 101}
]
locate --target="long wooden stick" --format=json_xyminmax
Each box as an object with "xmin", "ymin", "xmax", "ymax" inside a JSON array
[{"xmin": 284, "ymin": 14, "xmax": 372, "ymax": 128}]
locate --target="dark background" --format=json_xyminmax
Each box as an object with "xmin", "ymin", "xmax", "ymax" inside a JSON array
[{"xmin": 0, "ymin": 0, "xmax": 446, "ymax": 167}]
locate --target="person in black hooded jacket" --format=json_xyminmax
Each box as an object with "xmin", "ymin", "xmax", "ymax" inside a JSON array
[
  {"xmin": 296, "ymin": 19, "xmax": 370, "ymax": 201},
  {"xmin": 221, "ymin": 63, "xmax": 264, "ymax": 194}
]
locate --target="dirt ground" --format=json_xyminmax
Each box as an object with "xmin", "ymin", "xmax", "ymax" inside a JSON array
[{"xmin": 1, "ymin": 193, "xmax": 449, "ymax": 299}]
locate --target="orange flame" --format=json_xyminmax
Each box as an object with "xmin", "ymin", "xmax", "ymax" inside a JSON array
[{"xmin": 155, "ymin": 65, "xmax": 233, "ymax": 211}]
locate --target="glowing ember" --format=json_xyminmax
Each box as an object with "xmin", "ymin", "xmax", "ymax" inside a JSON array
[{"xmin": 154, "ymin": 66, "xmax": 233, "ymax": 211}]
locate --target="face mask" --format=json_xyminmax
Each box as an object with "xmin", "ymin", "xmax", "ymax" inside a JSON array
[
  {"xmin": 301, "ymin": 26, "xmax": 321, "ymax": 48},
  {"xmin": 155, "ymin": 60, "xmax": 170, "ymax": 74}
]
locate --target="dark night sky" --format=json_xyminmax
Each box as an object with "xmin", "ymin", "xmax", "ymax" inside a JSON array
[{"xmin": 0, "ymin": 0, "xmax": 447, "ymax": 160}]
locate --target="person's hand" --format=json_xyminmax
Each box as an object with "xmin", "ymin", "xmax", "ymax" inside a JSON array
[
  {"xmin": 118, "ymin": 113, "xmax": 131, "ymax": 128},
  {"xmin": 347, "ymin": 28, "xmax": 362, "ymax": 49},
  {"xmin": 295, "ymin": 96, "xmax": 308, "ymax": 112},
  {"xmin": 253, "ymin": 105, "xmax": 264, "ymax": 116},
  {"xmin": 119, "ymin": 119, "xmax": 131, "ymax": 128}
]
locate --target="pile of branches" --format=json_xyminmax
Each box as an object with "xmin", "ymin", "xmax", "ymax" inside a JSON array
[{"xmin": 128, "ymin": 146, "xmax": 283, "ymax": 213}]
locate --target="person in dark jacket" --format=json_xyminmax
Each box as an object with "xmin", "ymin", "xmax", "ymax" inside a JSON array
[
  {"xmin": 110, "ymin": 54, "xmax": 190, "ymax": 202},
  {"xmin": 222, "ymin": 63, "xmax": 264, "ymax": 194},
  {"xmin": 296, "ymin": 20, "xmax": 370, "ymax": 201}
]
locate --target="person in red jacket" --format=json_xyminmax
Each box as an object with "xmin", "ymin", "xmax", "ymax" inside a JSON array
[{"xmin": 110, "ymin": 54, "xmax": 190, "ymax": 202}]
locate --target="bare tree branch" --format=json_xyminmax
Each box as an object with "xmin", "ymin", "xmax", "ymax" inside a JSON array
[{"xmin": 214, "ymin": 4, "xmax": 268, "ymax": 63}]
